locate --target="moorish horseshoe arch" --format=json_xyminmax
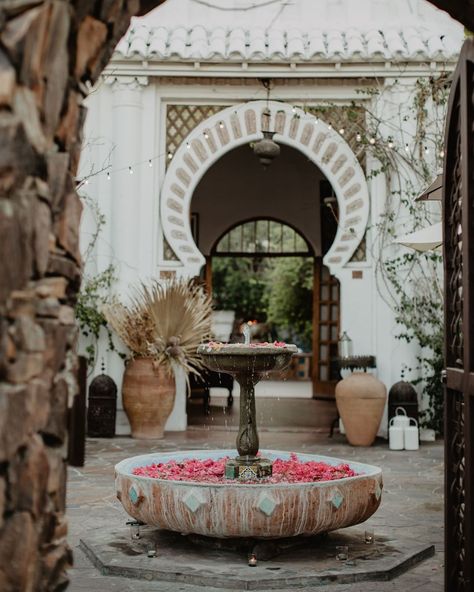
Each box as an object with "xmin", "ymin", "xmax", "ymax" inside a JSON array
[{"xmin": 160, "ymin": 100, "xmax": 370, "ymax": 277}]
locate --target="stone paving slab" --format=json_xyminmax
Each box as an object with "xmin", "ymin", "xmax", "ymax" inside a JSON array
[
  {"xmin": 80, "ymin": 525, "xmax": 434, "ymax": 589},
  {"xmin": 67, "ymin": 431, "xmax": 444, "ymax": 591}
]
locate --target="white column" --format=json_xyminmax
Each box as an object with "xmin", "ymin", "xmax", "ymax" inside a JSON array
[{"xmin": 109, "ymin": 75, "xmax": 148, "ymax": 294}]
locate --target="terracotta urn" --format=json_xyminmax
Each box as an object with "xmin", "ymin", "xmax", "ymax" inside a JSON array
[
  {"xmin": 335, "ymin": 372, "xmax": 387, "ymax": 446},
  {"xmin": 122, "ymin": 357, "xmax": 175, "ymax": 439}
]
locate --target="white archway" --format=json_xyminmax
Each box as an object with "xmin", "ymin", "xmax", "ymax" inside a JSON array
[{"xmin": 161, "ymin": 100, "xmax": 370, "ymax": 276}]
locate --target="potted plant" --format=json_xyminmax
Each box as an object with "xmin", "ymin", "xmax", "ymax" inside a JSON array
[{"xmin": 104, "ymin": 279, "xmax": 212, "ymax": 439}]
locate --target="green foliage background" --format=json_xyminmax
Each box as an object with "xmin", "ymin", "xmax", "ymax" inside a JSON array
[{"xmin": 212, "ymin": 256, "xmax": 313, "ymax": 350}]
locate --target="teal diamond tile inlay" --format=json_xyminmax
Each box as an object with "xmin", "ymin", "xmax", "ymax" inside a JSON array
[
  {"xmin": 129, "ymin": 486, "xmax": 139, "ymax": 505},
  {"xmin": 257, "ymin": 493, "xmax": 278, "ymax": 517},
  {"xmin": 183, "ymin": 489, "xmax": 206, "ymax": 513},
  {"xmin": 330, "ymin": 490, "xmax": 344, "ymax": 510},
  {"xmin": 239, "ymin": 466, "xmax": 258, "ymax": 480},
  {"xmin": 374, "ymin": 481, "xmax": 382, "ymax": 500}
]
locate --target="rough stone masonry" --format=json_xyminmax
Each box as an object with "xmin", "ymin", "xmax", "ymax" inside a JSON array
[{"xmin": 0, "ymin": 1, "xmax": 160, "ymax": 590}]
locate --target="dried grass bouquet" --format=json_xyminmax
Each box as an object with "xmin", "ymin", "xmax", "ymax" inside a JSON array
[{"xmin": 104, "ymin": 279, "xmax": 212, "ymax": 376}]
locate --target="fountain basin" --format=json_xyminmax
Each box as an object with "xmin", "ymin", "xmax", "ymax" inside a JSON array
[{"xmin": 115, "ymin": 450, "xmax": 382, "ymax": 539}]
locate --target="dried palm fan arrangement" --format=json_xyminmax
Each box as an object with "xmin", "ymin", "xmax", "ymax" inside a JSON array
[{"xmin": 104, "ymin": 279, "xmax": 212, "ymax": 376}]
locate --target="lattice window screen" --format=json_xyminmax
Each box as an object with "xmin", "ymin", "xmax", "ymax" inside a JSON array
[
  {"xmin": 306, "ymin": 106, "xmax": 366, "ymax": 167},
  {"xmin": 349, "ymin": 234, "xmax": 367, "ymax": 262},
  {"xmin": 166, "ymin": 104, "xmax": 226, "ymax": 166}
]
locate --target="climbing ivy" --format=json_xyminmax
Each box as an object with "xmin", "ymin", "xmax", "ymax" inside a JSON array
[
  {"xmin": 75, "ymin": 195, "xmax": 124, "ymax": 368},
  {"xmin": 300, "ymin": 74, "xmax": 449, "ymax": 433}
]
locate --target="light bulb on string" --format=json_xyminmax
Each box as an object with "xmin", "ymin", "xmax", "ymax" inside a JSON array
[
  {"xmin": 405, "ymin": 143, "xmax": 410, "ymax": 152},
  {"xmin": 219, "ymin": 121, "xmax": 224, "ymax": 129},
  {"xmin": 339, "ymin": 128, "xmax": 345, "ymax": 135},
  {"xmin": 167, "ymin": 151, "xmax": 173, "ymax": 160},
  {"xmin": 388, "ymin": 140, "xmax": 394, "ymax": 149},
  {"xmin": 424, "ymin": 146, "xmax": 429, "ymax": 155},
  {"xmin": 186, "ymin": 142, "xmax": 191, "ymax": 149},
  {"xmin": 369, "ymin": 137, "xmax": 376, "ymax": 145},
  {"xmin": 107, "ymin": 172, "xmax": 111, "ymax": 181},
  {"xmin": 328, "ymin": 123, "xmax": 333, "ymax": 130},
  {"xmin": 129, "ymin": 166, "xmax": 133, "ymax": 175},
  {"xmin": 148, "ymin": 159, "xmax": 153, "ymax": 167},
  {"xmin": 292, "ymin": 106, "xmax": 296, "ymax": 114},
  {"xmin": 356, "ymin": 133, "xmax": 362, "ymax": 142},
  {"xmin": 439, "ymin": 149, "xmax": 445, "ymax": 158},
  {"xmin": 84, "ymin": 178, "xmax": 89, "ymax": 185},
  {"xmin": 314, "ymin": 117, "xmax": 319, "ymax": 125},
  {"xmin": 204, "ymin": 132, "xmax": 209, "ymax": 139}
]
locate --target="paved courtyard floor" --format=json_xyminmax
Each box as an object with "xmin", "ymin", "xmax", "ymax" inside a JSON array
[{"xmin": 67, "ymin": 428, "xmax": 444, "ymax": 591}]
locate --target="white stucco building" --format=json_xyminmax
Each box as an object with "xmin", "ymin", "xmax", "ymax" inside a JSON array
[{"xmin": 79, "ymin": 0, "xmax": 463, "ymax": 434}]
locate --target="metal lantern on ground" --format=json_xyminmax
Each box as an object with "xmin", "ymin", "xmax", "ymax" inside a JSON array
[
  {"xmin": 388, "ymin": 381, "xmax": 419, "ymax": 430},
  {"xmin": 87, "ymin": 373, "xmax": 117, "ymax": 437}
]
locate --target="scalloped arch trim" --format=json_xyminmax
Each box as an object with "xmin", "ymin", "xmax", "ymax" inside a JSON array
[{"xmin": 161, "ymin": 101, "xmax": 370, "ymax": 276}]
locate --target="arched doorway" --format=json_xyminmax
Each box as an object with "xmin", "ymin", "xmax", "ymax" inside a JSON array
[
  {"xmin": 188, "ymin": 136, "xmax": 344, "ymax": 404},
  {"xmin": 160, "ymin": 100, "xmax": 370, "ymax": 279}
]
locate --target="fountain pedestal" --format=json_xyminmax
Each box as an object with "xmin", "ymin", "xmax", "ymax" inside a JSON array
[{"xmin": 197, "ymin": 343, "xmax": 297, "ymax": 480}]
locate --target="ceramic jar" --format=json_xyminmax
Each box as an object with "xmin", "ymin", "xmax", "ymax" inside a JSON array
[
  {"xmin": 335, "ymin": 372, "xmax": 387, "ymax": 446},
  {"xmin": 122, "ymin": 358, "xmax": 176, "ymax": 439}
]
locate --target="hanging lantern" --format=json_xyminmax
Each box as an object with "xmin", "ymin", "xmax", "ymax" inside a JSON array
[
  {"xmin": 338, "ymin": 331, "xmax": 353, "ymax": 359},
  {"xmin": 253, "ymin": 131, "xmax": 280, "ymax": 167},
  {"xmin": 87, "ymin": 373, "xmax": 117, "ymax": 437}
]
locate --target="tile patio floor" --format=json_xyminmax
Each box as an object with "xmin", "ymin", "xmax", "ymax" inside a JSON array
[{"xmin": 67, "ymin": 428, "xmax": 444, "ymax": 592}]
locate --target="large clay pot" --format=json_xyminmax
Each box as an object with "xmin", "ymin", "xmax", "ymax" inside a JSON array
[
  {"xmin": 335, "ymin": 372, "xmax": 387, "ymax": 446},
  {"xmin": 122, "ymin": 358, "xmax": 176, "ymax": 439}
]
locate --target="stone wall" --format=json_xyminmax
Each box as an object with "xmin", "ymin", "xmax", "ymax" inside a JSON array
[{"xmin": 0, "ymin": 1, "xmax": 160, "ymax": 589}]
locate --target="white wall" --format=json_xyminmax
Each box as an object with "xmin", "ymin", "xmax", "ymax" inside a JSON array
[{"xmin": 78, "ymin": 75, "xmax": 434, "ymax": 437}]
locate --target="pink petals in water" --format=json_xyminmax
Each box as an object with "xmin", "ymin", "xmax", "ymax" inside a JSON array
[{"xmin": 132, "ymin": 453, "xmax": 357, "ymax": 484}]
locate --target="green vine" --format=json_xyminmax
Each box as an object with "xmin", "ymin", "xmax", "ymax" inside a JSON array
[
  {"xmin": 75, "ymin": 194, "xmax": 125, "ymax": 367},
  {"xmin": 300, "ymin": 74, "xmax": 449, "ymax": 433}
]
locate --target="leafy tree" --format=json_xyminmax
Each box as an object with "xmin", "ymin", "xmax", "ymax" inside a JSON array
[
  {"xmin": 265, "ymin": 257, "xmax": 313, "ymax": 350},
  {"xmin": 211, "ymin": 257, "xmax": 268, "ymax": 321}
]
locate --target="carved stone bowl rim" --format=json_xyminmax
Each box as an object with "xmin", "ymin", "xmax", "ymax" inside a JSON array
[
  {"xmin": 115, "ymin": 449, "xmax": 382, "ymax": 489},
  {"xmin": 197, "ymin": 344, "xmax": 298, "ymax": 356}
]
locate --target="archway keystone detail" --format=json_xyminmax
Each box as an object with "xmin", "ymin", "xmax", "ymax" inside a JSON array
[{"xmin": 161, "ymin": 101, "xmax": 370, "ymax": 276}]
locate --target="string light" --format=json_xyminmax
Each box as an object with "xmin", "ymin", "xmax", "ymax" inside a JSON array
[
  {"xmin": 356, "ymin": 133, "xmax": 362, "ymax": 142},
  {"xmin": 186, "ymin": 142, "xmax": 191, "ymax": 149},
  {"xmin": 107, "ymin": 172, "xmax": 111, "ymax": 180},
  {"xmin": 439, "ymin": 149, "xmax": 445, "ymax": 158},
  {"xmin": 204, "ymin": 132, "xmax": 209, "ymax": 139},
  {"xmin": 424, "ymin": 146, "xmax": 429, "ymax": 155},
  {"xmin": 388, "ymin": 139, "xmax": 394, "ymax": 149},
  {"xmin": 128, "ymin": 166, "xmax": 133, "ymax": 175},
  {"xmin": 292, "ymin": 106, "xmax": 296, "ymax": 114},
  {"xmin": 369, "ymin": 137, "xmax": 375, "ymax": 145},
  {"xmin": 405, "ymin": 143, "xmax": 410, "ymax": 152},
  {"xmin": 339, "ymin": 128, "xmax": 345, "ymax": 135},
  {"xmin": 328, "ymin": 124, "xmax": 333, "ymax": 130},
  {"xmin": 219, "ymin": 121, "xmax": 224, "ymax": 129},
  {"xmin": 148, "ymin": 159, "xmax": 153, "ymax": 167},
  {"xmin": 167, "ymin": 151, "xmax": 173, "ymax": 160},
  {"xmin": 84, "ymin": 179, "xmax": 89, "ymax": 185},
  {"xmin": 313, "ymin": 117, "xmax": 318, "ymax": 124}
]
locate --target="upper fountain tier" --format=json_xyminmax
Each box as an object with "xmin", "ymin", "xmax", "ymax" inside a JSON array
[{"xmin": 197, "ymin": 342, "xmax": 298, "ymax": 376}]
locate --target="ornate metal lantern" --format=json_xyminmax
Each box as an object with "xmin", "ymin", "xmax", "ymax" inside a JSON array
[
  {"xmin": 388, "ymin": 380, "xmax": 419, "ymax": 430},
  {"xmin": 87, "ymin": 373, "xmax": 117, "ymax": 438},
  {"xmin": 253, "ymin": 130, "xmax": 280, "ymax": 167},
  {"xmin": 338, "ymin": 331, "xmax": 353, "ymax": 359}
]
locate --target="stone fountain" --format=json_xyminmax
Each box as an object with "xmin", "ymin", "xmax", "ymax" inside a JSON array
[{"xmin": 115, "ymin": 331, "xmax": 383, "ymax": 539}]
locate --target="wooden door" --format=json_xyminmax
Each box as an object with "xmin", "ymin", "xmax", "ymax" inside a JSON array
[
  {"xmin": 443, "ymin": 38, "xmax": 474, "ymax": 592},
  {"xmin": 312, "ymin": 259, "xmax": 340, "ymax": 398}
]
